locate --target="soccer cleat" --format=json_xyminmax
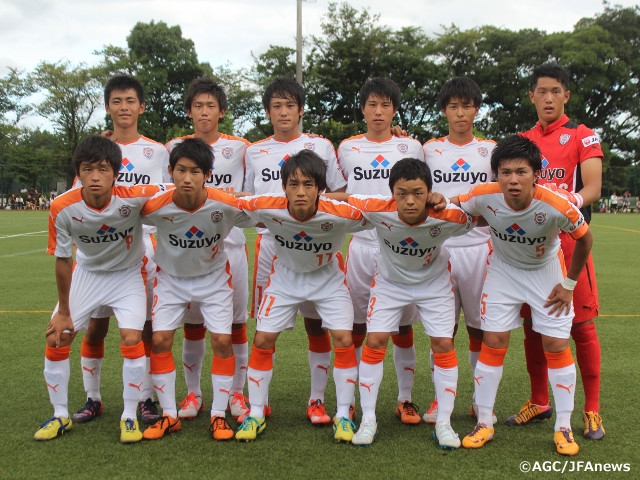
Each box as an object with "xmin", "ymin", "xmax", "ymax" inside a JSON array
[
  {"xmin": 120, "ymin": 418, "xmax": 144, "ymax": 443},
  {"xmin": 34, "ymin": 417, "xmax": 72, "ymax": 441},
  {"xmin": 433, "ymin": 422, "xmax": 461, "ymax": 450},
  {"xmin": 504, "ymin": 400, "xmax": 553, "ymax": 426},
  {"xmin": 423, "ymin": 399, "xmax": 438, "ymax": 424},
  {"xmin": 583, "ymin": 411, "xmax": 605, "ymax": 440},
  {"xmin": 72, "ymin": 398, "xmax": 103, "ymax": 423},
  {"xmin": 333, "ymin": 417, "xmax": 356, "ymax": 443},
  {"xmin": 142, "ymin": 415, "xmax": 181, "ymax": 440},
  {"xmin": 210, "ymin": 415, "xmax": 234, "ymax": 441},
  {"xmin": 396, "ymin": 401, "xmax": 421, "ymax": 425},
  {"xmin": 228, "ymin": 392, "xmax": 250, "ymax": 422},
  {"xmin": 178, "ymin": 392, "xmax": 204, "ymax": 420},
  {"xmin": 307, "ymin": 399, "xmax": 331, "ymax": 425},
  {"xmin": 351, "ymin": 417, "xmax": 377, "ymax": 446},
  {"xmin": 555, "ymin": 427, "xmax": 580, "ymax": 456},
  {"xmin": 470, "ymin": 402, "xmax": 498, "ymax": 425},
  {"xmin": 235, "ymin": 415, "xmax": 266, "ymax": 442},
  {"xmin": 462, "ymin": 423, "xmax": 494, "ymax": 449},
  {"xmin": 264, "ymin": 402, "xmax": 272, "ymax": 418},
  {"xmin": 138, "ymin": 398, "xmax": 161, "ymax": 425}
]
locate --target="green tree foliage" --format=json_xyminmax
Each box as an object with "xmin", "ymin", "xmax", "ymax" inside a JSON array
[{"xmin": 96, "ymin": 21, "xmax": 211, "ymax": 143}]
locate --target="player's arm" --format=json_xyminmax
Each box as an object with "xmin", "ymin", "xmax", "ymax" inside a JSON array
[
  {"xmin": 575, "ymin": 157, "xmax": 602, "ymax": 206},
  {"xmin": 323, "ymin": 192, "xmax": 350, "ymax": 202},
  {"xmin": 46, "ymin": 257, "xmax": 75, "ymax": 347},
  {"xmin": 544, "ymin": 227, "xmax": 594, "ymax": 317}
]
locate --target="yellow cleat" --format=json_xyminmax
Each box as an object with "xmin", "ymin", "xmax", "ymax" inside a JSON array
[
  {"xmin": 34, "ymin": 417, "xmax": 72, "ymax": 441},
  {"xmin": 120, "ymin": 418, "xmax": 144, "ymax": 443},
  {"xmin": 235, "ymin": 415, "xmax": 266, "ymax": 442},
  {"xmin": 555, "ymin": 427, "xmax": 580, "ymax": 456},
  {"xmin": 462, "ymin": 423, "xmax": 494, "ymax": 449}
]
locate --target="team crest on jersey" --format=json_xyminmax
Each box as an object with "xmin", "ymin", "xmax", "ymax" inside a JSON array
[
  {"xmin": 304, "ymin": 142, "xmax": 315, "ymax": 151},
  {"xmin": 559, "ymin": 134, "xmax": 571, "ymax": 146},
  {"xmin": 320, "ymin": 221, "xmax": 334, "ymax": 232},
  {"xmin": 429, "ymin": 226, "xmax": 441, "ymax": 238},
  {"xmin": 211, "ymin": 210, "xmax": 224, "ymax": 223},
  {"xmin": 477, "ymin": 147, "xmax": 488, "ymax": 157},
  {"xmin": 533, "ymin": 211, "xmax": 547, "ymax": 225},
  {"xmin": 397, "ymin": 143, "xmax": 409, "ymax": 155},
  {"xmin": 119, "ymin": 205, "xmax": 132, "ymax": 217},
  {"xmin": 221, "ymin": 147, "xmax": 233, "ymax": 159},
  {"xmin": 143, "ymin": 147, "xmax": 154, "ymax": 159}
]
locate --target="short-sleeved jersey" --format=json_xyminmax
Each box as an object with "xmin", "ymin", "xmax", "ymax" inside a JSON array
[
  {"xmin": 458, "ymin": 183, "xmax": 589, "ymax": 269},
  {"xmin": 338, "ymin": 134, "xmax": 425, "ymax": 242},
  {"xmin": 116, "ymin": 136, "xmax": 171, "ymax": 185},
  {"xmin": 239, "ymin": 193, "xmax": 370, "ymax": 273},
  {"xmin": 424, "ymin": 136, "xmax": 495, "ymax": 248},
  {"xmin": 166, "ymin": 133, "xmax": 250, "ymax": 246},
  {"xmin": 348, "ymin": 194, "xmax": 475, "ymax": 284},
  {"xmin": 522, "ymin": 115, "xmax": 603, "ymax": 223},
  {"xmin": 243, "ymin": 134, "xmax": 345, "ymax": 195},
  {"xmin": 47, "ymin": 184, "xmax": 160, "ymax": 271},
  {"xmin": 141, "ymin": 186, "xmax": 253, "ymax": 277}
]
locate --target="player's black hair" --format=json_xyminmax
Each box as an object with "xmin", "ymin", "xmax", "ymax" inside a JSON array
[
  {"xmin": 438, "ymin": 77, "xmax": 482, "ymax": 111},
  {"xmin": 72, "ymin": 135, "xmax": 122, "ymax": 175},
  {"xmin": 169, "ymin": 137, "xmax": 214, "ymax": 172},
  {"xmin": 359, "ymin": 77, "xmax": 401, "ymax": 111},
  {"xmin": 104, "ymin": 74, "xmax": 145, "ymax": 105},
  {"xmin": 530, "ymin": 63, "xmax": 570, "ymax": 92},
  {"xmin": 389, "ymin": 158, "xmax": 433, "ymax": 192},
  {"xmin": 280, "ymin": 149, "xmax": 327, "ymax": 192},
  {"xmin": 490, "ymin": 135, "xmax": 542, "ymax": 175},
  {"xmin": 262, "ymin": 76, "xmax": 305, "ymax": 112},
  {"xmin": 184, "ymin": 77, "xmax": 228, "ymax": 113}
]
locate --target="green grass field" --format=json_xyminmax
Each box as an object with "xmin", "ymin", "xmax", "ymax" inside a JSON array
[{"xmin": 0, "ymin": 211, "xmax": 638, "ymax": 479}]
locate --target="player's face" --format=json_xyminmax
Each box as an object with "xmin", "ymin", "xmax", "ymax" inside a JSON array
[
  {"xmin": 169, "ymin": 157, "xmax": 211, "ymax": 199},
  {"xmin": 266, "ymin": 95, "xmax": 302, "ymax": 136},
  {"xmin": 529, "ymin": 77, "xmax": 570, "ymax": 128},
  {"xmin": 105, "ymin": 88, "xmax": 144, "ymax": 130},
  {"xmin": 497, "ymin": 158, "xmax": 539, "ymax": 210},
  {"xmin": 361, "ymin": 94, "xmax": 396, "ymax": 138},
  {"xmin": 78, "ymin": 160, "xmax": 117, "ymax": 208},
  {"xmin": 442, "ymin": 97, "xmax": 478, "ymax": 138},
  {"xmin": 188, "ymin": 93, "xmax": 225, "ymax": 135},
  {"xmin": 283, "ymin": 169, "xmax": 319, "ymax": 221},
  {"xmin": 392, "ymin": 178, "xmax": 429, "ymax": 225}
]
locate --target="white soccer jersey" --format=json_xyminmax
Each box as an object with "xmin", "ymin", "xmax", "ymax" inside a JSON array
[
  {"xmin": 458, "ymin": 183, "xmax": 589, "ymax": 269},
  {"xmin": 239, "ymin": 193, "xmax": 370, "ymax": 273},
  {"xmin": 117, "ymin": 136, "xmax": 171, "ymax": 185},
  {"xmin": 141, "ymin": 187, "xmax": 254, "ymax": 277},
  {"xmin": 424, "ymin": 136, "xmax": 495, "ymax": 247},
  {"xmin": 166, "ymin": 133, "xmax": 250, "ymax": 246},
  {"xmin": 348, "ymin": 195, "xmax": 475, "ymax": 284},
  {"xmin": 338, "ymin": 134, "xmax": 425, "ymax": 242},
  {"xmin": 48, "ymin": 185, "xmax": 159, "ymax": 271}
]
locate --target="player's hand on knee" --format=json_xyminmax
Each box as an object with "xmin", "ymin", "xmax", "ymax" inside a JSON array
[{"xmin": 46, "ymin": 312, "xmax": 75, "ymax": 348}]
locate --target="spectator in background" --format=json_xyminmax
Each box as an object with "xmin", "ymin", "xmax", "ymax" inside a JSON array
[{"xmin": 610, "ymin": 192, "xmax": 618, "ymax": 213}]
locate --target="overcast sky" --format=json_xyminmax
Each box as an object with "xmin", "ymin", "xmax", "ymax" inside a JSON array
[{"xmin": 1, "ymin": 0, "xmax": 637, "ymax": 76}]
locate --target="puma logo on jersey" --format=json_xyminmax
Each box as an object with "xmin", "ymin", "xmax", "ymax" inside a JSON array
[
  {"xmin": 351, "ymin": 146, "xmax": 362, "ymax": 153},
  {"xmin": 271, "ymin": 217, "xmax": 284, "ymax": 226},
  {"xmin": 487, "ymin": 205, "xmax": 499, "ymax": 216},
  {"xmin": 556, "ymin": 383, "xmax": 574, "ymax": 394},
  {"xmin": 434, "ymin": 149, "xmax": 445, "ymax": 156},
  {"xmin": 162, "ymin": 216, "xmax": 175, "ymax": 223},
  {"xmin": 72, "ymin": 216, "xmax": 84, "ymax": 223},
  {"xmin": 381, "ymin": 222, "xmax": 394, "ymax": 231},
  {"xmin": 259, "ymin": 148, "xmax": 271, "ymax": 154}
]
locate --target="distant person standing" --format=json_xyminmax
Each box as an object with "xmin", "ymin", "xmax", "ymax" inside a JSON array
[{"xmin": 610, "ymin": 192, "xmax": 618, "ymax": 213}]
